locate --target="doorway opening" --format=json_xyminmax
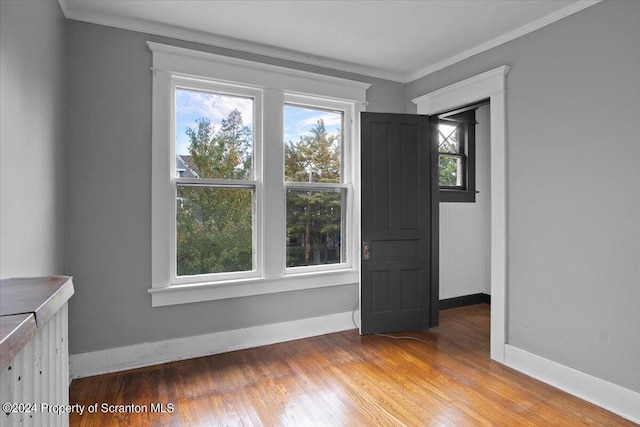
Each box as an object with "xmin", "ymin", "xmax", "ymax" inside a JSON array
[
  {"xmin": 436, "ymin": 102, "xmax": 491, "ymax": 314},
  {"xmin": 412, "ymin": 65, "xmax": 509, "ymax": 362}
]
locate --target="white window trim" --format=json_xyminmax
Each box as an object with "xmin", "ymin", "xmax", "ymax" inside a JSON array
[{"xmin": 149, "ymin": 42, "xmax": 370, "ymax": 307}]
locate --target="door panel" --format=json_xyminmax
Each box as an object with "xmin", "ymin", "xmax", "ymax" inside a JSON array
[
  {"xmin": 371, "ymin": 122, "xmax": 391, "ymax": 230},
  {"xmin": 401, "ymin": 129, "xmax": 420, "ymax": 229},
  {"xmin": 360, "ymin": 112, "xmax": 438, "ymax": 334}
]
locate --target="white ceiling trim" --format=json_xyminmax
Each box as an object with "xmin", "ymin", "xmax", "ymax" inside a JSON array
[
  {"xmin": 58, "ymin": 0, "xmax": 600, "ymax": 84},
  {"xmin": 405, "ymin": 0, "xmax": 601, "ymax": 82},
  {"xmin": 57, "ymin": 0, "xmax": 405, "ymax": 82}
]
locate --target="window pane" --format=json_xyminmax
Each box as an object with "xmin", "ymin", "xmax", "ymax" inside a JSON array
[
  {"xmin": 284, "ymin": 105, "xmax": 343, "ymax": 183},
  {"xmin": 177, "ymin": 185, "xmax": 253, "ymax": 276},
  {"xmin": 175, "ymin": 88, "xmax": 253, "ymax": 179},
  {"xmin": 286, "ymin": 188, "xmax": 344, "ymax": 267},
  {"xmin": 438, "ymin": 123, "xmax": 461, "ymax": 154},
  {"xmin": 439, "ymin": 156, "xmax": 463, "ymax": 187}
]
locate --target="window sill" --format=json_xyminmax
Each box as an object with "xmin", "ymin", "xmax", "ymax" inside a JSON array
[
  {"xmin": 439, "ymin": 189, "xmax": 477, "ymax": 203},
  {"xmin": 148, "ymin": 269, "xmax": 359, "ymax": 307}
]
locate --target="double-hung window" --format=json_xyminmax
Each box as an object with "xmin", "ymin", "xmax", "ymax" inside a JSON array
[
  {"xmin": 172, "ymin": 80, "xmax": 262, "ymax": 282},
  {"xmin": 284, "ymin": 96, "xmax": 352, "ymax": 272},
  {"xmin": 149, "ymin": 42, "xmax": 368, "ymax": 306}
]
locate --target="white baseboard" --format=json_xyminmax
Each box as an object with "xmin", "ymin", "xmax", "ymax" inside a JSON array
[
  {"xmin": 70, "ymin": 310, "xmax": 358, "ymax": 379},
  {"xmin": 504, "ymin": 344, "xmax": 640, "ymax": 424}
]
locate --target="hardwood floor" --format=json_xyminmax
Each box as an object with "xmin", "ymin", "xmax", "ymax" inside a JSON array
[{"xmin": 69, "ymin": 304, "xmax": 632, "ymax": 426}]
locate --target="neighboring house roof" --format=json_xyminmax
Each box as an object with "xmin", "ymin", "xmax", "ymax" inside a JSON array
[{"xmin": 176, "ymin": 155, "xmax": 199, "ymax": 178}]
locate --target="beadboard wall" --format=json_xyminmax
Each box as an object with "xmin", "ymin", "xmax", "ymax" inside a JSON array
[{"xmin": 0, "ymin": 305, "xmax": 70, "ymax": 427}]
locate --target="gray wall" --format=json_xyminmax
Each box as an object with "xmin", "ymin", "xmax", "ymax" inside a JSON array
[
  {"xmin": 408, "ymin": 0, "xmax": 640, "ymax": 392},
  {"xmin": 0, "ymin": 0, "xmax": 66, "ymax": 278},
  {"xmin": 65, "ymin": 21, "xmax": 405, "ymax": 354}
]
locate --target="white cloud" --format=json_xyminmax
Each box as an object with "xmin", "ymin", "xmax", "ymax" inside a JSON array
[
  {"xmin": 298, "ymin": 112, "xmax": 342, "ymax": 129},
  {"xmin": 285, "ymin": 111, "xmax": 343, "ymax": 143},
  {"xmin": 178, "ymin": 89, "xmax": 254, "ymax": 126}
]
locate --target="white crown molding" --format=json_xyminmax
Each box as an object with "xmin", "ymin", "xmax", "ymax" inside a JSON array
[
  {"xmin": 405, "ymin": 0, "xmax": 601, "ymax": 83},
  {"xmin": 58, "ymin": 0, "xmax": 599, "ymax": 84},
  {"xmin": 57, "ymin": 0, "xmax": 405, "ymax": 82},
  {"xmin": 505, "ymin": 345, "xmax": 640, "ymax": 424},
  {"xmin": 70, "ymin": 309, "xmax": 358, "ymax": 379}
]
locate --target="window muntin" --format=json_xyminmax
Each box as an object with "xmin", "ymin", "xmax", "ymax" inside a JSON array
[
  {"xmin": 284, "ymin": 100, "xmax": 351, "ymax": 271},
  {"xmin": 172, "ymin": 80, "xmax": 261, "ymax": 282}
]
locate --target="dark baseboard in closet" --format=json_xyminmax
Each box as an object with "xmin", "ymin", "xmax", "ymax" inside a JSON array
[{"xmin": 439, "ymin": 293, "xmax": 491, "ymax": 311}]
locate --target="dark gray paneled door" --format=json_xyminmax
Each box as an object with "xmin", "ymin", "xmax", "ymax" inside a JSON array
[{"xmin": 360, "ymin": 113, "xmax": 438, "ymax": 334}]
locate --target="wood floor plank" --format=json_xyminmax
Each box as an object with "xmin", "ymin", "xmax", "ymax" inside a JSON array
[{"xmin": 70, "ymin": 304, "xmax": 634, "ymax": 426}]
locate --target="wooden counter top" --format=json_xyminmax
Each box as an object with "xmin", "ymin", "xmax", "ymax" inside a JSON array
[
  {"xmin": 0, "ymin": 276, "xmax": 74, "ymax": 369},
  {"xmin": 1, "ymin": 275, "xmax": 74, "ymax": 327}
]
